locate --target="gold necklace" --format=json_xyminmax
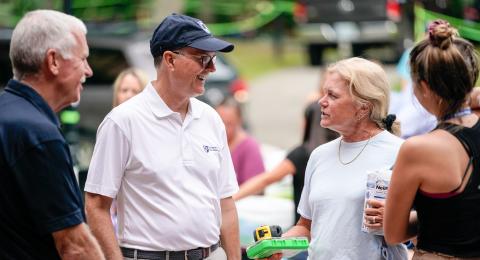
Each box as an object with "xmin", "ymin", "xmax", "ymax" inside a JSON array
[{"xmin": 338, "ymin": 135, "xmax": 371, "ymax": 165}]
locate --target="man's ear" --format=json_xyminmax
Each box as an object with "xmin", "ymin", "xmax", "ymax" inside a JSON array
[
  {"xmin": 163, "ymin": 51, "xmax": 175, "ymax": 70},
  {"xmin": 46, "ymin": 49, "xmax": 60, "ymax": 76}
]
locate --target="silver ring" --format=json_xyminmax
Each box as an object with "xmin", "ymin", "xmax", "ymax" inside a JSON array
[{"xmin": 373, "ymin": 216, "xmax": 376, "ymax": 223}]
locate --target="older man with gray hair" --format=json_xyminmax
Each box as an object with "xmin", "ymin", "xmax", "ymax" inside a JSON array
[{"xmin": 0, "ymin": 10, "xmax": 104, "ymax": 259}]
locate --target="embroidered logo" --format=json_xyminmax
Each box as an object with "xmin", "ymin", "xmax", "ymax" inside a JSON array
[
  {"xmin": 203, "ymin": 145, "xmax": 219, "ymax": 153},
  {"xmin": 196, "ymin": 20, "xmax": 210, "ymax": 34}
]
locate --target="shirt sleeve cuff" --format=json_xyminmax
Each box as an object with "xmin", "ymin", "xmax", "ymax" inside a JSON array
[
  {"xmin": 43, "ymin": 209, "xmax": 84, "ymax": 234},
  {"xmin": 84, "ymin": 183, "xmax": 117, "ymax": 198}
]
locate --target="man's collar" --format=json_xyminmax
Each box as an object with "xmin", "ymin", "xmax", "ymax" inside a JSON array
[
  {"xmin": 5, "ymin": 79, "xmax": 60, "ymax": 127},
  {"xmin": 145, "ymin": 83, "xmax": 204, "ymax": 119}
]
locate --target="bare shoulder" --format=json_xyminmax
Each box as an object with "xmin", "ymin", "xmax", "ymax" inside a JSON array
[
  {"xmin": 400, "ymin": 131, "xmax": 453, "ymax": 158},
  {"xmin": 398, "ymin": 131, "xmax": 459, "ymax": 178}
]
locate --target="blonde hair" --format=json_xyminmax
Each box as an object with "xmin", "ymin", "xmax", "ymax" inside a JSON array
[
  {"xmin": 327, "ymin": 57, "xmax": 400, "ymax": 136},
  {"xmin": 112, "ymin": 68, "xmax": 149, "ymax": 107}
]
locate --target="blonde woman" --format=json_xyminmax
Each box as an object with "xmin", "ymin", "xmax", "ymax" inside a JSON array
[
  {"xmin": 112, "ymin": 68, "xmax": 149, "ymax": 107},
  {"xmin": 267, "ymin": 57, "xmax": 407, "ymax": 260}
]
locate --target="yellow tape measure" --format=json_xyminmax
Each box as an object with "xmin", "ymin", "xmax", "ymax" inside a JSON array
[{"xmin": 253, "ymin": 225, "xmax": 283, "ymax": 242}]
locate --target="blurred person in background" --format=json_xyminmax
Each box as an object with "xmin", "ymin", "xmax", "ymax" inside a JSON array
[
  {"xmin": 0, "ymin": 10, "xmax": 104, "ymax": 259},
  {"xmin": 233, "ymin": 101, "xmax": 337, "ymax": 223},
  {"xmin": 384, "ymin": 20, "xmax": 480, "ymax": 259},
  {"xmin": 216, "ymin": 97, "xmax": 265, "ymax": 185},
  {"xmin": 472, "ymin": 87, "xmax": 480, "ymax": 116},
  {"xmin": 266, "ymin": 57, "xmax": 407, "ymax": 260},
  {"xmin": 84, "ymin": 14, "xmax": 240, "ymax": 260},
  {"xmin": 112, "ymin": 67, "xmax": 149, "ymax": 107},
  {"xmin": 390, "ymin": 37, "xmax": 437, "ymax": 139}
]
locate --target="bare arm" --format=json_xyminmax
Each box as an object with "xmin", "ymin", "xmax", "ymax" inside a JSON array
[
  {"xmin": 384, "ymin": 141, "xmax": 422, "ymax": 244},
  {"xmin": 85, "ymin": 192, "xmax": 122, "ymax": 260},
  {"xmin": 233, "ymin": 159, "xmax": 295, "ymax": 201},
  {"xmin": 52, "ymin": 223, "xmax": 105, "ymax": 260},
  {"xmin": 282, "ymin": 216, "xmax": 312, "ymax": 240},
  {"xmin": 220, "ymin": 197, "xmax": 241, "ymax": 260}
]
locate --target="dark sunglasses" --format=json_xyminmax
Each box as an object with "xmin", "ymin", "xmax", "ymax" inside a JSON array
[{"xmin": 172, "ymin": 51, "xmax": 216, "ymax": 68}]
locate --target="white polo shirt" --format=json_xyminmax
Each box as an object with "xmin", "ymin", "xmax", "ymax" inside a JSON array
[{"xmin": 85, "ymin": 83, "xmax": 238, "ymax": 251}]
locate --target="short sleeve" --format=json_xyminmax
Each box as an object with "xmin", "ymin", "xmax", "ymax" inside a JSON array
[
  {"xmin": 11, "ymin": 140, "xmax": 84, "ymax": 234},
  {"xmin": 297, "ymin": 153, "xmax": 315, "ymax": 220},
  {"xmin": 84, "ymin": 118, "xmax": 130, "ymax": 198}
]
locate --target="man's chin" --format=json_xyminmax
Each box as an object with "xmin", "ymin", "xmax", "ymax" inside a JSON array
[
  {"xmin": 71, "ymin": 98, "xmax": 81, "ymax": 107},
  {"xmin": 192, "ymin": 88, "xmax": 205, "ymax": 97}
]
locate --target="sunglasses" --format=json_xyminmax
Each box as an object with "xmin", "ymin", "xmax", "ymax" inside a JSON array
[{"xmin": 172, "ymin": 51, "xmax": 216, "ymax": 68}]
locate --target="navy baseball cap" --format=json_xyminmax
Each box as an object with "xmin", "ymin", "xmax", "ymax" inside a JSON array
[{"xmin": 150, "ymin": 13, "xmax": 234, "ymax": 58}]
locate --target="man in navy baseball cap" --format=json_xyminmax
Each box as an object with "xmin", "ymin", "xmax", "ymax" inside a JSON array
[
  {"xmin": 150, "ymin": 13, "xmax": 234, "ymax": 58},
  {"xmin": 85, "ymin": 12, "xmax": 241, "ymax": 260}
]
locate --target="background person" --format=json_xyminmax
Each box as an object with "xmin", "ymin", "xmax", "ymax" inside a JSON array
[
  {"xmin": 472, "ymin": 87, "xmax": 480, "ymax": 116},
  {"xmin": 233, "ymin": 101, "xmax": 338, "ymax": 223},
  {"xmin": 267, "ymin": 57, "xmax": 407, "ymax": 260},
  {"xmin": 112, "ymin": 67, "xmax": 149, "ymax": 107},
  {"xmin": 216, "ymin": 97, "xmax": 265, "ymax": 185},
  {"xmin": 85, "ymin": 14, "xmax": 240, "ymax": 260},
  {"xmin": 384, "ymin": 20, "xmax": 480, "ymax": 259},
  {"xmin": 0, "ymin": 9, "xmax": 104, "ymax": 259},
  {"xmin": 390, "ymin": 46, "xmax": 437, "ymax": 139}
]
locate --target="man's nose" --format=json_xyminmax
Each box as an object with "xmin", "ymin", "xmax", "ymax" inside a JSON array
[
  {"xmin": 319, "ymin": 96, "xmax": 327, "ymax": 106},
  {"xmin": 205, "ymin": 60, "xmax": 216, "ymax": 72},
  {"xmin": 85, "ymin": 60, "xmax": 93, "ymax": 78}
]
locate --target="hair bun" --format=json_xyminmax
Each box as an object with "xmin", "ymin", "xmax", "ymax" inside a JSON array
[{"xmin": 428, "ymin": 19, "xmax": 458, "ymax": 49}]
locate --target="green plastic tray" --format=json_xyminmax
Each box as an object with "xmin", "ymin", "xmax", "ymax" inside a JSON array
[{"xmin": 246, "ymin": 237, "xmax": 309, "ymax": 259}]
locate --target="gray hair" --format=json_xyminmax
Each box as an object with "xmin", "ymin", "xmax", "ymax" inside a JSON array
[{"xmin": 9, "ymin": 9, "xmax": 87, "ymax": 80}]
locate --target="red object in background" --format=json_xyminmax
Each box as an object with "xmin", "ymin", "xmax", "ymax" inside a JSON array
[
  {"xmin": 230, "ymin": 78, "xmax": 249, "ymax": 103},
  {"xmin": 293, "ymin": 1, "xmax": 308, "ymax": 23},
  {"xmin": 387, "ymin": 0, "xmax": 401, "ymax": 22}
]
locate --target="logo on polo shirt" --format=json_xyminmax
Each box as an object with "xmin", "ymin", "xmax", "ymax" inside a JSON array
[{"xmin": 203, "ymin": 145, "xmax": 219, "ymax": 153}]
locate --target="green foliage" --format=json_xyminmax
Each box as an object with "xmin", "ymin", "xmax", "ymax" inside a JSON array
[
  {"xmin": 0, "ymin": 0, "xmax": 152, "ymax": 27},
  {"xmin": 183, "ymin": 0, "xmax": 295, "ymax": 36},
  {"xmin": 0, "ymin": 0, "xmax": 50, "ymax": 27}
]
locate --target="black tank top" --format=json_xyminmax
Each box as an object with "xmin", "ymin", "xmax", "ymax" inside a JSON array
[{"xmin": 414, "ymin": 120, "xmax": 480, "ymax": 257}]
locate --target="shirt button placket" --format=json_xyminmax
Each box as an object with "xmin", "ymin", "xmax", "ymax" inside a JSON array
[{"xmin": 181, "ymin": 125, "xmax": 193, "ymax": 164}]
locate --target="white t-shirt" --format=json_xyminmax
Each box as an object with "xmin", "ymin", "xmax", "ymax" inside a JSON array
[
  {"xmin": 298, "ymin": 130, "xmax": 404, "ymax": 260},
  {"xmin": 85, "ymin": 83, "xmax": 238, "ymax": 251}
]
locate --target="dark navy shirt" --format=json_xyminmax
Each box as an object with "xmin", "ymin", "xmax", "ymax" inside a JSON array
[{"xmin": 0, "ymin": 79, "xmax": 85, "ymax": 259}]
